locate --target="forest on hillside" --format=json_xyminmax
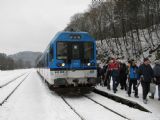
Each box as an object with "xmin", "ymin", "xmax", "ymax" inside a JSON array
[
  {"xmin": 0, "ymin": 53, "xmax": 18, "ymax": 70},
  {"xmin": 0, "ymin": 52, "xmax": 42, "ymax": 70},
  {"xmin": 65, "ymin": 0, "xmax": 160, "ymax": 60}
]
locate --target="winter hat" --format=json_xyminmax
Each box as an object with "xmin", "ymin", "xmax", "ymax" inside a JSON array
[{"xmin": 143, "ymin": 58, "xmax": 149, "ymax": 62}]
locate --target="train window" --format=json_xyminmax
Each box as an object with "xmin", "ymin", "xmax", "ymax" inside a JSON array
[
  {"xmin": 57, "ymin": 42, "xmax": 68, "ymax": 59},
  {"xmin": 72, "ymin": 44, "xmax": 80, "ymax": 59},
  {"xmin": 49, "ymin": 46, "xmax": 53, "ymax": 62},
  {"xmin": 84, "ymin": 42, "xmax": 94, "ymax": 59}
]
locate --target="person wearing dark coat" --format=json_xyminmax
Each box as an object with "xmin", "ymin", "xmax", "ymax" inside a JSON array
[
  {"xmin": 138, "ymin": 58, "xmax": 154, "ymax": 104},
  {"xmin": 101, "ymin": 64, "xmax": 107, "ymax": 86},
  {"xmin": 153, "ymin": 60, "xmax": 160, "ymax": 100},
  {"xmin": 119, "ymin": 62, "xmax": 127, "ymax": 90},
  {"xmin": 97, "ymin": 64, "xmax": 102, "ymax": 85},
  {"xmin": 103, "ymin": 64, "xmax": 108, "ymax": 86}
]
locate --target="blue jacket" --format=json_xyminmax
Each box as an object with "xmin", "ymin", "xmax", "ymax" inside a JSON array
[{"xmin": 129, "ymin": 66, "xmax": 139, "ymax": 79}]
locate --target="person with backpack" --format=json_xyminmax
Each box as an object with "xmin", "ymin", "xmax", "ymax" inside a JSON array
[
  {"xmin": 138, "ymin": 58, "xmax": 154, "ymax": 104},
  {"xmin": 128, "ymin": 60, "xmax": 139, "ymax": 98}
]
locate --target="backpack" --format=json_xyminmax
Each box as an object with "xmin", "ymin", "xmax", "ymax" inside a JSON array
[{"xmin": 129, "ymin": 66, "xmax": 138, "ymax": 79}]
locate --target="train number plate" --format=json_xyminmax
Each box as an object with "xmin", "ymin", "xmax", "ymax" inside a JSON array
[{"xmin": 90, "ymin": 70, "xmax": 94, "ymax": 73}]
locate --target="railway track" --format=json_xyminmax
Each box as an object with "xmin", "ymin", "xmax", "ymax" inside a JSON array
[
  {"xmin": 84, "ymin": 95, "xmax": 129, "ymax": 120},
  {"xmin": 61, "ymin": 95, "xmax": 129, "ymax": 120},
  {"xmin": 0, "ymin": 72, "xmax": 30, "ymax": 105},
  {"xmin": 61, "ymin": 96, "xmax": 86, "ymax": 120},
  {"xmin": 0, "ymin": 72, "xmax": 27, "ymax": 88}
]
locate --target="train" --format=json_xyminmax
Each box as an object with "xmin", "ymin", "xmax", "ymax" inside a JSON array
[{"xmin": 37, "ymin": 31, "xmax": 97, "ymax": 93}]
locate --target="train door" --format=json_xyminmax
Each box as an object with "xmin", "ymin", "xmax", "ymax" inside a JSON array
[
  {"xmin": 70, "ymin": 42, "xmax": 83, "ymax": 68},
  {"xmin": 72, "ymin": 43, "xmax": 80, "ymax": 59}
]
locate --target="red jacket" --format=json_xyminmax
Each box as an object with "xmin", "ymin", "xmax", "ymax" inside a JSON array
[{"xmin": 108, "ymin": 62, "xmax": 119, "ymax": 71}]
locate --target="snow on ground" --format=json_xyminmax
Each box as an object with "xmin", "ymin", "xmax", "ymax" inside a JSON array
[
  {"xmin": 0, "ymin": 72, "xmax": 29, "ymax": 103},
  {"xmin": 64, "ymin": 96, "xmax": 125, "ymax": 120},
  {"xmin": 86, "ymin": 93, "xmax": 160, "ymax": 120},
  {"xmin": 96, "ymin": 83, "xmax": 160, "ymax": 117},
  {"xmin": 96, "ymin": 26, "xmax": 160, "ymax": 62},
  {"xmin": 0, "ymin": 69, "xmax": 160, "ymax": 120},
  {"xmin": 0, "ymin": 70, "xmax": 81, "ymax": 120},
  {"xmin": 0, "ymin": 69, "xmax": 29, "ymax": 86},
  {"xmin": 0, "ymin": 69, "xmax": 26, "ymax": 77}
]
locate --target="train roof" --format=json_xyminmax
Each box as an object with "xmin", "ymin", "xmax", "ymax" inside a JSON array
[{"xmin": 50, "ymin": 31, "xmax": 95, "ymax": 44}]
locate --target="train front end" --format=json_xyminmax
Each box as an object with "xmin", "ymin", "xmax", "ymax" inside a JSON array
[{"xmin": 50, "ymin": 32, "xmax": 97, "ymax": 92}]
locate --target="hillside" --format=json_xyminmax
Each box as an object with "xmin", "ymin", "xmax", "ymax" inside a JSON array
[
  {"xmin": 65, "ymin": 0, "xmax": 160, "ymax": 63},
  {"xmin": 97, "ymin": 26, "xmax": 160, "ymax": 63},
  {"xmin": 9, "ymin": 51, "xmax": 42, "ymax": 68}
]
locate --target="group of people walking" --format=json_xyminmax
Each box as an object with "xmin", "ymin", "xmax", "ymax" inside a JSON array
[{"xmin": 97, "ymin": 57, "xmax": 160, "ymax": 104}]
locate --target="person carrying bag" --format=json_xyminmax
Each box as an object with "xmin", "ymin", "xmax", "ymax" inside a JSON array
[
  {"xmin": 151, "ymin": 60, "xmax": 160, "ymax": 100},
  {"xmin": 138, "ymin": 58, "xmax": 154, "ymax": 104},
  {"xmin": 149, "ymin": 79, "xmax": 156, "ymax": 98}
]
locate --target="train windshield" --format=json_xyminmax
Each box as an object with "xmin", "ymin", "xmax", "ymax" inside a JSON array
[
  {"xmin": 56, "ymin": 42, "xmax": 94, "ymax": 60},
  {"xmin": 57, "ymin": 42, "xmax": 68, "ymax": 59}
]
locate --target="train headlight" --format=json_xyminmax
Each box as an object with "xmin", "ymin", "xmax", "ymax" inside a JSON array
[
  {"xmin": 57, "ymin": 63, "xmax": 65, "ymax": 67},
  {"xmin": 87, "ymin": 62, "xmax": 95, "ymax": 66},
  {"xmin": 87, "ymin": 63, "xmax": 91, "ymax": 66},
  {"xmin": 61, "ymin": 63, "xmax": 65, "ymax": 67}
]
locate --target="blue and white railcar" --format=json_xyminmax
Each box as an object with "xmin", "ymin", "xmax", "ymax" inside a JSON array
[{"xmin": 37, "ymin": 31, "xmax": 97, "ymax": 92}]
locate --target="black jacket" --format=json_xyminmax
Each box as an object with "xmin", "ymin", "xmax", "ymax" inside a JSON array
[
  {"xmin": 153, "ymin": 64, "xmax": 160, "ymax": 77},
  {"xmin": 138, "ymin": 64, "xmax": 154, "ymax": 82},
  {"xmin": 153, "ymin": 64, "xmax": 160, "ymax": 84}
]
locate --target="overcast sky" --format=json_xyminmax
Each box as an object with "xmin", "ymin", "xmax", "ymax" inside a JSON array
[{"xmin": 0, "ymin": 0, "xmax": 91, "ymax": 55}]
